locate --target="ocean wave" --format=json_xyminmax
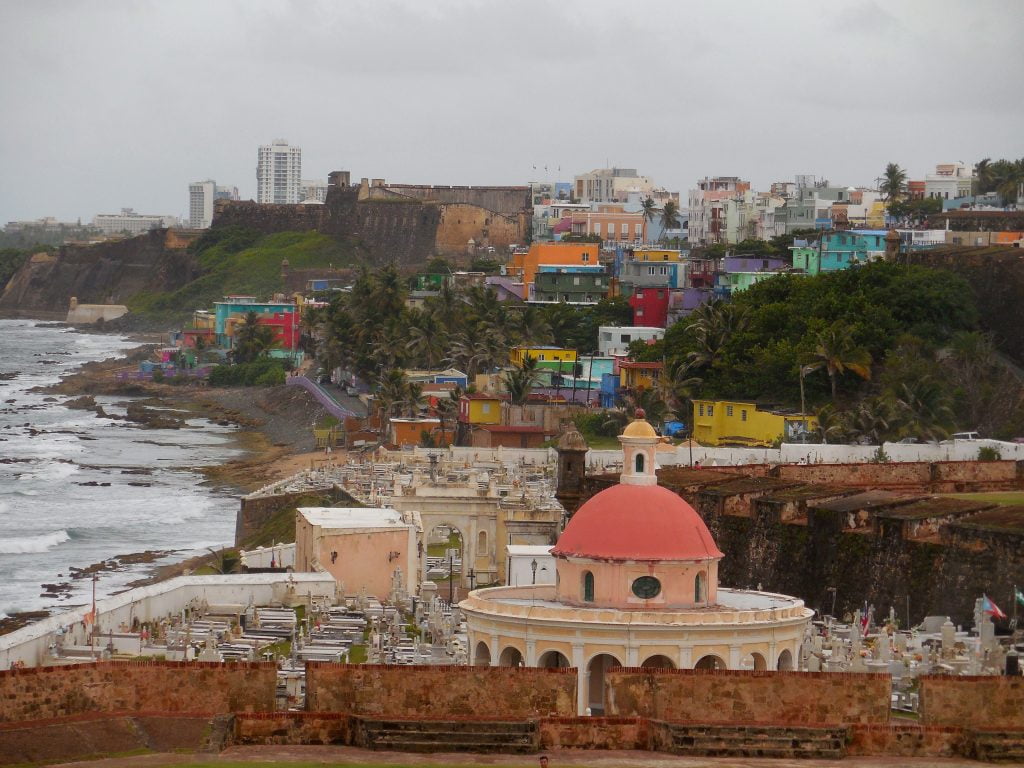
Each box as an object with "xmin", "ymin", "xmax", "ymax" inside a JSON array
[{"xmin": 0, "ymin": 529, "xmax": 71, "ymax": 554}]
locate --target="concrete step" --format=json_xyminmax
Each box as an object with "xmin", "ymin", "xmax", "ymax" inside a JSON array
[
  {"xmin": 361, "ymin": 719, "xmax": 534, "ymax": 734},
  {"xmin": 366, "ymin": 730, "xmax": 535, "ymax": 745},
  {"xmin": 369, "ymin": 738, "xmax": 538, "ymax": 754},
  {"xmin": 672, "ymin": 745, "xmax": 845, "ymax": 759},
  {"xmin": 667, "ymin": 724, "xmax": 847, "ymax": 759},
  {"xmin": 971, "ymin": 730, "xmax": 1024, "ymax": 762}
]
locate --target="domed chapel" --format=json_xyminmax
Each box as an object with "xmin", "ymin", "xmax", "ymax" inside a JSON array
[{"xmin": 460, "ymin": 411, "xmax": 813, "ymax": 714}]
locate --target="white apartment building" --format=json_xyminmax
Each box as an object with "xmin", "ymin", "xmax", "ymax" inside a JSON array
[
  {"xmin": 188, "ymin": 180, "xmax": 239, "ymax": 228},
  {"xmin": 924, "ymin": 162, "xmax": 973, "ymax": 201},
  {"xmin": 598, "ymin": 325, "xmax": 665, "ymax": 357},
  {"xmin": 574, "ymin": 167, "xmax": 653, "ymax": 204},
  {"xmin": 92, "ymin": 209, "xmax": 180, "ymax": 236},
  {"xmin": 299, "ymin": 179, "xmax": 328, "ymax": 203},
  {"xmin": 687, "ymin": 177, "xmax": 751, "ymax": 245},
  {"xmin": 256, "ymin": 139, "xmax": 302, "ymax": 204}
]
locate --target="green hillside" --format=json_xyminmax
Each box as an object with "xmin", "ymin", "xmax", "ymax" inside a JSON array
[{"xmin": 127, "ymin": 228, "xmax": 357, "ymax": 323}]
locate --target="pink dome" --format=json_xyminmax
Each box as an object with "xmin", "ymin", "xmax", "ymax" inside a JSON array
[{"xmin": 552, "ymin": 484, "xmax": 723, "ymax": 562}]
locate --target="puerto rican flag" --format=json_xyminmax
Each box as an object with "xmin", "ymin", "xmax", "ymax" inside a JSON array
[{"xmin": 982, "ymin": 594, "xmax": 1007, "ymax": 620}]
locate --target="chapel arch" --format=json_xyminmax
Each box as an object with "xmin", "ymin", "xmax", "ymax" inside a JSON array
[
  {"xmin": 777, "ymin": 649, "xmax": 794, "ymax": 671},
  {"xmin": 586, "ymin": 653, "xmax": 621, "ymax": 715},
  {"xmin": 641, "ymin": 654, "xmax": 676, "ymax": 670},
  {"xmin": 474, "ymin": 641, "xmax": 491, "ymax": 666},
  {"xmin": 499, "ymin": 646, "xmax": 524, "ymax": 667},
  {"xmin": 694, "ymin": 654, "xmax": 726, "ymax": 671},
  {"xmin": 742, "ymin": 651, "xmax": 768, "ymax": 671},
  {"xmin": 538, "ymin": 650, "xmax": 570, "ymax": 668}
]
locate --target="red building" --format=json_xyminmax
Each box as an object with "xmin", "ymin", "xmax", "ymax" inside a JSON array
[
  {"xmin": 257, "ymin": 312, "xmax": 300, "ymax": 350},
  {"xmin": 629, "ymin": 286, "xmax": 670, "ymax": 328}
]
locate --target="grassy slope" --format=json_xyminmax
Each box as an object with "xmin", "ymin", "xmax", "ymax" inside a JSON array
[{"xmin": 127, "ymin": 230, "xmax": 356, "ymax": 324}]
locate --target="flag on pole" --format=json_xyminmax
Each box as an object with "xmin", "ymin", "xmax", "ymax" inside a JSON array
[
  {"xmin": 1015, "ymin": 586, "xmax": 1024, "ymax": 607},
  {"xmin": 982, "ymin": 594, "xmax": 1007, "ymax": 620}
]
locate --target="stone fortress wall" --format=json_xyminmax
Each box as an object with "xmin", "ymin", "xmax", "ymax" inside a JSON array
[{"xmin": 1, "ymin": 663, "xmax": 1021, "ymax": 763}]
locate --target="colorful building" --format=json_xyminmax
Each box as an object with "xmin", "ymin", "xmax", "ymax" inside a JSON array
[
  {"xmin": 597, "ymin": 326, "xmax": 664, "ymax": 356},
  {"xmin": 692, "ymin": 399, "xmax": 817, "ymax": 447},
  {"xmin": 506, "ymin": 243, "xmax": 599, "ymax": 293},
  {"xmin": 389, "ymin": 417, "xmax": 441, "ymax": 447},
  {"xmin": 619, "ymin": 360, "xmax": 663, "ymax": 391},
  {"xmin": 531, "ymin": 265, "xmax": 609, "ymax": 304},
  {"xmin": 213, "ymin": 296, "xmax": 299, "ymax": 349},
  {"xmin": 458, "ymin": 393, "xmax": 503, "ymax": 425},
  {"xmin": 629, "ymin": 286, "xmax": 670, "ymax": 327},
  {"xmin": 509, "ymin": 345, "xmax": 578, "ymax": 372}
]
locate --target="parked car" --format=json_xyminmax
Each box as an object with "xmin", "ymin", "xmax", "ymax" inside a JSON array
[{"xmin": 951, "ymin": 431, "xmax": 980, "ymax": 441}]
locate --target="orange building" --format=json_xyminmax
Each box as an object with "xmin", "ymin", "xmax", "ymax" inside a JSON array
[
  {"xmin": 568, "ymin": 205, "xmax": 647, "ymax": 245},
  {"xmin": 507, "ymin": 242, "xmax": 600, "ymax": 291}
]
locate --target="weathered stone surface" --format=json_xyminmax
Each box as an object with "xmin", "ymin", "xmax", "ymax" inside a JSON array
[
  {"xmin": 305, "ymin": 664, "xmax": 576, "ymax": 718},
  {"xmin": 0, "ymin": 661, "xmax": 276, "ymax": 722},
  {"xmin": 920, "ymin": 675, "xmax": 1024, "ymax": 729},
  {"xmin": 606, "ymin": 669, "xmax": 890, "ymax": 725}
]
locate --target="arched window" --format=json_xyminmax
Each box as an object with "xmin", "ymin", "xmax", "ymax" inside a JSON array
[
  {"xmin": 582, "ymin": 570, "xmax": 595, "ymax": 602},
  {"xmin": 477, "ymin": 530, "xmax": 487, "ymax": 554},
  {"xmin": 635, "ymin": 453, "xmax": 645, "ymax": 473},
  {"xmin": 694, "ymin": 571, "xmax": 706, "ymax": 603}
]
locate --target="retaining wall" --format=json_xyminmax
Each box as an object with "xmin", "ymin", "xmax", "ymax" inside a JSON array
[
  {"xmin": 606, "ymin": 668, "xmax": 891, "ymax": 725},
  {"xmin": 919, "ymin": 675, "xmax": 1024, "ymax": 729},
  {"xmin": 305, "ymin": 663, "xmax": 577, "ymax": 718},
  {"xmin": 0, "ymin": 661, "xmax": 275, "ymax": 722}
]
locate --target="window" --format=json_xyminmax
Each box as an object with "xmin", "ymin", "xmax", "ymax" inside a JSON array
[
  {"xmin": 695, "ymin": 572, "xmax": 706, "ymax": 603},
  {"xmin": 635, "ymin": 452, "xmax": 645, "ymax": 473},
  {"xmin": 699, "ymin": 403, "xmax": 705, "ymax": 416},
  {"xmin": 582, "ymin": 253, "xmax": 590, "ymax": 262},
  {"xmin": 726, "ymin": 405, "xmax": 733, "ymax": 417},
  {"xmin": 707, "ymin": 405, "xmax": 714, "ymax": 416},
  {"xmin": 741, "ymin": 409, "xmax": 747, "ymax": 421},
  {"xmin": 632, "ymin": 576, "xmax": 661, "ymax": 599},
  {"xmin": 573, "ymin": 277, "xmax": 580, "ymax": 285},
  {"xmin": 621, "ymin": 334, "xmax": 631, "ymax": 343},
  {"xmin": 482, "ymin": 403, "xmax": 491, "ymax": 413},
  {"xmin": 478, "ymin": 530, "xmax": 487, "ymax": 553},
  {"xmin": 583, "ymin": 571, "xmax": 594, "ymax": 602}
]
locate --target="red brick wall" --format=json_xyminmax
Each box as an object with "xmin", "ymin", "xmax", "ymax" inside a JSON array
[
  {"xmin": 847, "ymin": 724, "xmax": 965, "ymax": 757},
  {"xmin": 539, "ymin": 717, "xmax": 651, "ymax": 750},
  {"xmin": 777, "ymin": 462, "xmax": 929, "ymax": 487},
  {"xmin": 233, "ymin": 712, "xmax": 353, "ymax": 745},
  {"xmin": 920, "ymin": 675, "xmax": 1024, "ymax": 728},
  {"xmin": 0, "ymin": 661, "xmax": 275, "ymax": 722},
  {"xmin": 305, "ymin": 663, "xmax": 577, "ymax": 718},
  {"xmin": 606, "ymin": 669, "xmax": 890, "ymax": 725}
]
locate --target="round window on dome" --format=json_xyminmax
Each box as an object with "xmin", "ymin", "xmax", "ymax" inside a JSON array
[{"xmin": 631, "ymin": 576, "xmax": 661, "ymax": 599}]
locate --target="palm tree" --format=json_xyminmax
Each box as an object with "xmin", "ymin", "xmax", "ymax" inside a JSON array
[
  {"xmin": 802, "ymin": 326, "xmax": 873, "ymax": 403},
  {"xmin": 814, "ymin": 403, "xmax": 847, "ymax": 445},
  {"xmin": 640, "ymin": 196, "xmax": 657, "ymax": 240},
  {"xmin": 376, "ymin": 368, "xmax": 410, "ymax": 421},
  {"xmin": 233, "ymin": 311, "xmax": 278, "ymax": 363},
  {"xmin": 503, "ymin": 355, "xmax": 541, "ymax": 406},
  {"xmin": 684, "ymin": 299, "xmax": 747, "ymax": 373},
  {"xmin": 406, "ymin": 310, "xmax": 448, "ymax": 369},
  {"xmin": 845, "ymin": 398, "xmax": 892, "ymax": 445},
  {"xmin": 659, "ymin": 201, "xmax": 681, "ymax": 242},
  {"xmin": 880, "ymin": 163, "xmax": 907, "ymax": 211},
  {"xmin": 435, "ymin": 386, "xmax": 462, "ymax": 446},
  {"xmin": 973, "ymin": 158, "xmax": 993, "ymax": 196},
  {"xmin": 890, "ymin": 377, "xmax": 955, "ymax": 442}
]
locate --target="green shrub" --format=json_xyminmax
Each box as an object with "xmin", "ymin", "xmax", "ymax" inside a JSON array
[
  {"xmin": 978, "ymin": 445, "xmax": 1002, "ymax": 461},
  {"xmin": 208, "ymin": 359, "xmax": 286, "ymax": 387}
]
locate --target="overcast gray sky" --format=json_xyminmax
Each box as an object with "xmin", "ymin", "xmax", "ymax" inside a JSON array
[{"xmin": 2, "ymin": 0, "xmax": 1022, "ymax": 223}]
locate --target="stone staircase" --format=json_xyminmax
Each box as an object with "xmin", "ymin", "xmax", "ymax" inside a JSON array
[
  {"xmin": 970, "ymin": 730, "xmax": 1024, "ymax": 763},
  {"xmin": 664, "ymin": 723, "xmax": 848, "ymax": 759},
  {"xmin": 356, "ymin": 718, "xmax": 539, "ymax": 754}
]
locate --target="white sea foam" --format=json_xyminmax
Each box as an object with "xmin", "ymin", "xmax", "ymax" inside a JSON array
[{"xmin": 0, "ymin": 529, "xmax": 71, "ymax": 554}]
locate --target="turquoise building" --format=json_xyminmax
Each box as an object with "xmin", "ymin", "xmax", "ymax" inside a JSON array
[{"xmin": 791, "ymin": 230, "xmax": 887, "ymax": 276}]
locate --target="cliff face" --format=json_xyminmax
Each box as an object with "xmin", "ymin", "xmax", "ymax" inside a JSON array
[{"xmin": 0, "ymin": 229, "xmax": 200, "ymax": 319}]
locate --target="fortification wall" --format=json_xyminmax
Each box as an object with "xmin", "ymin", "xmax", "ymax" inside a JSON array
[
  {"xmin": 773, "ymin": 459, "xmax": 1022, "ymax": 491},
  {"xmin": 235, "ymin": 485, "xmax": 357, "ymax": 547},
  {"xmin": 353, "ymin": 201, "xmax": 440, "ymax": 266},
  {"xmin": 606, "ymin": 669, "xmax": 890, "ymax": 725},
  {"xmin": 305, "ymin": 663, "xmax": 577, "ymax": 718},
  {"xmin": 435, "ymin": 204, "xmax": 526, "ymax": 252},
  {"xmin": 0, "ymin": 661, "xmax": 275, "ymax": 722},
  {"xmin": 212, "ymin": 199, "xmax": 328, "ymax": 234},
  {"xmin": 384, "ymin": 184, "xmax": 531, "ymax": 217},
  {"xmin": 925, "ymin": 210, "xmax": 1024, "ymax": 231},
  {"xmin": 919, "ymin": 675, "xmax": 1024, "ymax": 729}
]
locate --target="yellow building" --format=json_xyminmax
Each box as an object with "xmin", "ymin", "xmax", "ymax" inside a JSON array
[
  {"xmin": 459, "ymin": 394, "xmax": 503, "ymax": 425},
  {"xmin": 692, "ymin": 400, "xmax": 817, "ymax": 447},
  {"xmin": 510, "ymin": 345, "xmax": 577, "ymax": 372},
  {"xmin": 629, "ymin": 247, "xmax": 683, "ymax": 262},
  {"xmin": 618, "ymin": 361, "xmax": 663, "ymax": 390}
]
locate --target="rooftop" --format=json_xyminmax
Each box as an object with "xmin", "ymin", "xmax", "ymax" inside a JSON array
[
  {"xmin": 811, "ymin": 491, "xmax": 917, "ymax": 514},
  {"xmin": 949, "ymin": 506, "xmax": 1024, "ymax": 535},
  {"xmin": 297, "ymin": 507, "xmax": 411, "ymax": 529},
  {"xmin": 873, "ymin": 497, "xmax": 995, "ymax": 521}
]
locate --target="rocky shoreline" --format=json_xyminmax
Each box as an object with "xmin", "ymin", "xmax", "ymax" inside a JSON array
[{"xmin": 1, "ymin": 333, "xmax": 328, "ymax": 636}]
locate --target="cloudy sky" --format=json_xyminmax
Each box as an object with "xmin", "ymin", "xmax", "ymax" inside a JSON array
[{"xmin": 1, "ymin": 0, "xmax": 1022, "ymax": 222}]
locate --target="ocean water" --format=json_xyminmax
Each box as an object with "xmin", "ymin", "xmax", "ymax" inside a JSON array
[{"xmin": 0, "ymin": 319, "xmax": 243, "ymax": 618}]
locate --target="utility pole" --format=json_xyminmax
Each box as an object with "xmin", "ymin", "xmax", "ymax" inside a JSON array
[{"xmin": 448, "ymin": 549, "xmax": 454, "ymax": 604}]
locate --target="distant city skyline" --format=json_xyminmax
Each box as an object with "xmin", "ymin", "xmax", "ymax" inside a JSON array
[{"xmin": 1, "ymin": 0, "xmax": 1021, "ymax": 222}]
